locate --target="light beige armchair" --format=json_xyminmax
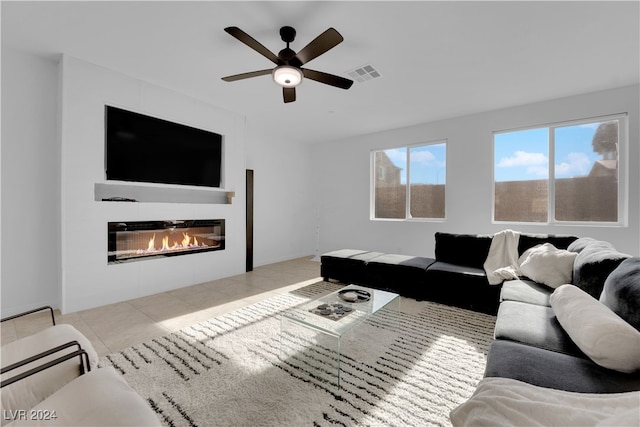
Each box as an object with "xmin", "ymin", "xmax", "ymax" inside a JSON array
[{"xmin": 1, "ymin": 307, "xmax": 160, "ymax": 426}]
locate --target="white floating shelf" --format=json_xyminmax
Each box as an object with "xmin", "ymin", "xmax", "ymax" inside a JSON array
[{"xmin": 94, "ymin": 182, "xmax": 233, "ymax": 204}]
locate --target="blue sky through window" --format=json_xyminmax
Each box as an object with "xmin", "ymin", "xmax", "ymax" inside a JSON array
[
  {"xmin": 382, "ymin": 123, "xmax": 607, "ymax": 186},
  {"xmin": 494, "ymin": 123, "xmax": 604, "ymax": 182},
  {"xmin": 383, "ymin": 143, "xmax": 446, "ymax": 185}
]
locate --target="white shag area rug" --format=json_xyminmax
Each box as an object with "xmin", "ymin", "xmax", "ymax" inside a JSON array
[{"xmin": 100, "ymin": 281, "xmax": 496, "ymax": 427}]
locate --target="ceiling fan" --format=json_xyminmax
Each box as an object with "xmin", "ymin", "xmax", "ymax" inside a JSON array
[{"xmin": 221, "ymin": 26, "xmax": 354, "ymax": 103}]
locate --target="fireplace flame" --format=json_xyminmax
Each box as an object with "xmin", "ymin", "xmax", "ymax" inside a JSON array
[
  {"xmin": 136, "ymin": 231, "xmax": 209, "ymax": 256},
  {"xmin": 148, "ymin": 234, "xmax": 156, "ymax": 251}
]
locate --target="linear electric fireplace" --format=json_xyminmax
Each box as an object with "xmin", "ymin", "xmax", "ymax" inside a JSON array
[{"xmin": 108, "ymin": 219, "xmax": 224, "ymax": 264}]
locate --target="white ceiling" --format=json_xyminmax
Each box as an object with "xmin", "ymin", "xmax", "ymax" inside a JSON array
[{"xmin": 2, "ymin": 1, "xmax": 639, "ymax": 144}]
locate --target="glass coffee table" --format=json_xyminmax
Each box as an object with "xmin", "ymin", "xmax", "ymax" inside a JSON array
[{"xmin": 280, "ymin": 284, "xmax": 400, "ymax": 388}]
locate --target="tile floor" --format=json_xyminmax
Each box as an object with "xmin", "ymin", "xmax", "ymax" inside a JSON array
[
  {"xmin": 1, "ymin": 256, "xmax": 427, "ymax": 358},
  {"xmin": 1, "ymin": 256, "xmax": 325, "ymax": 357}
]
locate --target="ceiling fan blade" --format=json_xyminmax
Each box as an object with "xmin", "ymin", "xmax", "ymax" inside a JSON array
[
  {"xmin": 302, "ymin": 69, "xmax": 353, "ymax": 90},
  {"xmin": 224, "ymin": 27, "xmax": 279, "ymax": 64},
  {"xmin": 221, "ymin": 69, "xmax": 273, "ymax": 82},
  {"xmin": 283, "ymin": 87, "xmax": 296, "ymax": 103},
  {"xmin": 294, "ymin": 28, "xmax": 343, "ymax": 65}
]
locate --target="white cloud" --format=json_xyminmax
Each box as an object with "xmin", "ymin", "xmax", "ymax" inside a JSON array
[
  {"xmin": 555, "ymin": 152, "xmax": 591, "ymax": 177},
  {"xmin": 411, "ymin": 150, "xmax": 446, "ymax": 168},
  {"xmin": 410, "ymin": 150, "xmax": 436, "ymax": 164},
  {"xmin": 497, "ymin": 151, "xmax": 548, "ymax": 168}
]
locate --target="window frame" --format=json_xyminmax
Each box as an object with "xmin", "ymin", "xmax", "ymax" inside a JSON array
[
  {"xmin": 370, "ymin": 139, "xmax": 447, "ymax": 222},
  {"xmin": 492, "ymin": 113, "xmax": 628, "ymax": 227}
]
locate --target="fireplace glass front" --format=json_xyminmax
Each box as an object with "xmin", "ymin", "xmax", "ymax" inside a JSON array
[{"xmin": 108, "ymin": 219, "xmax": 224, "ymax": 264}]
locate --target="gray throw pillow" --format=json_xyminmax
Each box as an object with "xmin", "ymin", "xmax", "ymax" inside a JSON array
[
  {"xmin": 600, "ymin": 257, "xmax": 640, "ymax": 332},
  {"xmin": 572, "ymin": 241, "xmax": 629, "ymax": 298}
]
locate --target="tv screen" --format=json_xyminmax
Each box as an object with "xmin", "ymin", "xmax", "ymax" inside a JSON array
[{"xmin": 105, "ymin": 106, "xmax": 222, "ymax": 188}]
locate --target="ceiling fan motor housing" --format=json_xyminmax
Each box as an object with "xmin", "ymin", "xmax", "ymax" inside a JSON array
[
  {"xmin": 278, "ymin": 47, "xmax": 298, "ymax": 64},
  {"xmin": 278, "ymin": 27, "xmax": 300, "ymax": 66}
]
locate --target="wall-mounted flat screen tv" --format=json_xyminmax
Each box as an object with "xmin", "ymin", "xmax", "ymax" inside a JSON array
[{"xmin": 105, "ymin": 106, "xmax": 222, "ymax": 188}]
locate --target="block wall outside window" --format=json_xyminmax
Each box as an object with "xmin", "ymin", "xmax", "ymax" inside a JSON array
[{"xmin": 372, "ymin": 141, "xmax": 446, "ymax": 220}]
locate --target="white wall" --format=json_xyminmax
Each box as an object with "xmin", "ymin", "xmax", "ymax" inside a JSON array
[
  {"xmin": 58, "ymin": 56, "xmax": 247, "ymax": 313},
  {"xmin": 1, "ymin": 49, "xmax": 319, "ymax": 317},
  {"xmin": 313, "ymin": 85, "xmax": 640, "ymax": 257},
  {"xmin": 245, "ymin": 124, "xmax": 317, "ymax": 266},
  {"xmin": 1, "ymin": 49, "xmax": 61, "ymax": 316}
]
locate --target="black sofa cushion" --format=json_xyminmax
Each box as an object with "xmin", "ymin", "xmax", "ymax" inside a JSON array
[
  {"xmin": 321, "ymin": 249, "xmax": 379, "ymax": 260},
  {"xmin": 485, "ymin": 340, "xmax": 640, "ymax": 393},
  {"xmin": 365, "ymin": 254, "xmax": 435, "ymax": 297},
  {"xmin": 366, "ymin": 253, "xmax": 434, "ymax": 271},
  {"xmin": 494, "ymin": 301, "xmax": 584, "ymax": 357},
  {"xmin": 517, "ymin": 234, "xmax": 578, "ymax": 256},
  {"xmin": 434, "ymin": 232, "xmax": 492, "ymax": 269},
  {"xmin": 572, "ymin": 241, "xmax": 630, "ymax": 298},
  {"xmin": 500, "ymin": 279, "xmax": 553, "ymax": 307},
  {"xmin": 424, "ymin": 261, "xmax": 500, "ymax": 314},
  {"xmin": 320, "ymin": 249, "xmax": 384, "ymax": 285},
  {"xmin": 600, "ymin": 257, "xmax": 640, "ymax": 331},
  {"xmin": 427, "ymin": 261, "xmax": 487, "ymax": 280}
]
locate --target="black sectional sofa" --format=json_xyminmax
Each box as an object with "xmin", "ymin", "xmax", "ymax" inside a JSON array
[
  {"xmin": 322, "ymin": 232, "xmax": 640, "ymax": 398},
  {"xmin": 321, "ymin": 232, "xmax": 578, "ymax": 314}
]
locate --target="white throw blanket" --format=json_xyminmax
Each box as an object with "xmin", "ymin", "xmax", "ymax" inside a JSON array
[
  {"xmin": 483, "ymin": 229, "xmax": 521, "ymax": 285},
  {"xmin": 450, "ymin": 377, "xmax": 640, "ymax": 427}
]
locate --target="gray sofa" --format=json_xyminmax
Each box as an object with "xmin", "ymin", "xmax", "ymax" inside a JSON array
[{"xmin": 486, "ymin": 238, "xmax": 640, "ymax": 393}]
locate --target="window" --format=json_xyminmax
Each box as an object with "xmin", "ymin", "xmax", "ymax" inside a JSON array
[
  {"xmin": 372, "ymin": 141, "xmax": 446, "ymax": 220},
  {"xmin": 494, "ymin": 115, "xmax": 625, "ymax": 224}
]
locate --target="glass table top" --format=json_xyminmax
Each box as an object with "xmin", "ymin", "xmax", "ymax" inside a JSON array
[{"xmin": 281, "ymin": 284, "xmax": 400, "ymax": 338}]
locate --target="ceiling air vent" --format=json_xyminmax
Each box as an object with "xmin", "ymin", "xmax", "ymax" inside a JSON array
[{"xmin": 346, "ymin": 64, "xmax": 382, "ymax": 83}]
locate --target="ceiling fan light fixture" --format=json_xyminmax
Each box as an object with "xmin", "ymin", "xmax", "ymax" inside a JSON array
[{"xmin": 272, "ymin": 65, "xmax": 303, "ymax": 88}]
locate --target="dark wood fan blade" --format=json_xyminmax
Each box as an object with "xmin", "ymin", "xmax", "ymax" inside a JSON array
[
  {"xmin": 295, "ymin": 28, "xmax": 343, "ymax": 65},
  {"xmin": 302, "ymin": 68, "xmax": 353, "ymax": 89},
  {"xmin": 225, "ymin": 27, "xmax": 279, "ymax": 64},
  {"xmin": 283, "ymin": 87, "xmax": 296, "ymax": 103},
  {"xmin": 221, "ymin": 69, "xmax": 273, "ymax": 82}
]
